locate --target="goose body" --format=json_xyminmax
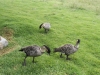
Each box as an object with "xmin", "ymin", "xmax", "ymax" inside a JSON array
[
  {"xmin": 19, "ymin": 45, "xmax": 50, "ymax": 66},
  {"xmin": 54, "ymin": 39, "xmax": 80, "ymax": 60},
  {"xmin": 39, "ymin": 23, "xmax": 51, "ymax": 33},
  {"xmin": 0, "ymin": 36, "xmax": 8, "ymax": 49}
]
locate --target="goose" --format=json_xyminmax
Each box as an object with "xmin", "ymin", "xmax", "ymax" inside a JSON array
[
  {"xmin": 39, "ymin": 23, "xmax": 51, "ymax": 33},
  {"xmin": 19, "ymin": 45, "xmax": 51, "ymax": 66},
  {"xmin": 0, "ymin": 36, "xmax": 8, "ymax": 50},
  {"xmin": 54, "ymin": 39, "xmax": 80, "ymax": 60}
]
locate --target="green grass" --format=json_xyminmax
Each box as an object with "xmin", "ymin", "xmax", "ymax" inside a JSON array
[{"xmin": 0, "ymin": 0, "xmax": 100, "ymax": 75}]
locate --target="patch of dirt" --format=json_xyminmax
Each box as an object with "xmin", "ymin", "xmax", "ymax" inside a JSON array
[
  {"xmin": 0, "ymin": 27, "xmax": 20, "ymax": 56},
  {"xmin": 0, "ymin": 27, "xmax": 14, "ymax": 41},
  {"xmin": 0, "ymin": 45, "xmax": 20, "ymax": 57}
]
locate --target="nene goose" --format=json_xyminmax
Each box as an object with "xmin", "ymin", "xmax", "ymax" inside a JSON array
[
  {"xmin": 39, "ymin": 23, "xmax": 51, "ymax": 33},
  {"xmin": 0, "ymin": 36, "xmax": 8, "ymax": 50},
  {"xmin": 19, "ymin": 45, "xmax": 51, "ymax": 66},
  {"xmin": 54, "ymin": 39, "xmax": 80, "ymax": 60}
]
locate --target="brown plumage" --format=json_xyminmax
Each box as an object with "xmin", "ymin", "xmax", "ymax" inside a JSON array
[
  {"xmin": 54, "ymin": 39, "xmax": 80, "ymax": 60},
  {"xmin": 19, "ymin": 45, "xmax": 51, "ymax": 66}
]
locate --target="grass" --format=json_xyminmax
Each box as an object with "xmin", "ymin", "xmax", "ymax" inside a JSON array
[{"xmin": 0, "ymin": 0, "xmax": 100, "ymax": 75}]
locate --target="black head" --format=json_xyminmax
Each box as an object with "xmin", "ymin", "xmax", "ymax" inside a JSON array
[
  {"xmin": 43, "ymin": 45, "xmax": 51, "ymax": 55},
  {"xmin": 39, "ymin": 23, "xmax": 43, "ymax": 29},
  {"xmin": 77, "ymin": 39, "xmax": 80, "ymax": 44}
]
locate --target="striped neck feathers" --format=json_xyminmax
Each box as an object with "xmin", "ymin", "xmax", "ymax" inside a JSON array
[
  {"xmin": 74, "ymin": 39, "xmax": 80, "ymax": 49},
  {"xmin": 54, "ymin": 47, "xmax": 62, "ymax": 52}
]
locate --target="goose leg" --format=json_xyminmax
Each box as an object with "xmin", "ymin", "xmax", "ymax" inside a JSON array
[
  {"xmin": 32, "ymin": 57, "xmax": 35, "ymax": 63},
  {"xmin": 66, "ymin": 55, "xmax": 70, "ymax": 60},
  {"xmin": 32, "ymin": 57, "xmax": 37, "ymax": 63},
  {"xmin": 45, "ymin": 29, "xmax": 47, "ymax": 33},
  {"xmin": 60, "ymin": 53, "xmax": 63, "ymax": 58},
  {"xmin": 22, "ymin": 55, "xmax": 27, "ymax": 66}
]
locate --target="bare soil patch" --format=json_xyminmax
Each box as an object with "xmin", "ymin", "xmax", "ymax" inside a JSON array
[{"xmin": 0, "ymin": 27, "xmax": 20, "ymax": 56}]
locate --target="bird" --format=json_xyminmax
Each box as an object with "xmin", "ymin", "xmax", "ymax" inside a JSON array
[
  {"xmin": 0, "ymin": 36, "xmax": 8, "ymax": 50},
  {"xmin": 19, "ymin": 45, "xmax": 51, "ymax": 66},
  {"xmin": 54, "ymin": 39, "xmax": 80, "ymax": 60},
  {"xmin": 39, "ymin": 23, "xmax": 51, "ymax": 33}
]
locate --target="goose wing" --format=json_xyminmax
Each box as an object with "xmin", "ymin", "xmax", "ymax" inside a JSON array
[
  {"xmin": 22, "ymin": 45, "xmax": 41, "ymax": 56},
  {"xmin": 43, "ymin": 23, "xmax": 51, "ymax": 29},
  {"xmin": 63, "ymin": 44, "xmax": 75, "ymax": 55}
]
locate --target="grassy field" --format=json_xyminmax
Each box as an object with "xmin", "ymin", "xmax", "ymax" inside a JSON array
[{"xmin": 0, "ymin": 0, "xmax": 100, "ymax": 75}]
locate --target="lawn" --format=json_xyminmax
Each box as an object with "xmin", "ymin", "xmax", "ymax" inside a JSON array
[{"xmin": 0, "ymin": 0, "xmax": 100, "ymax": 75}]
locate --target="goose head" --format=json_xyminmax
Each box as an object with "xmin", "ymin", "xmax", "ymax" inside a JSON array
[{"xmin": 42, "ymin": 45, "xmax": 51, "ymax": 55}]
